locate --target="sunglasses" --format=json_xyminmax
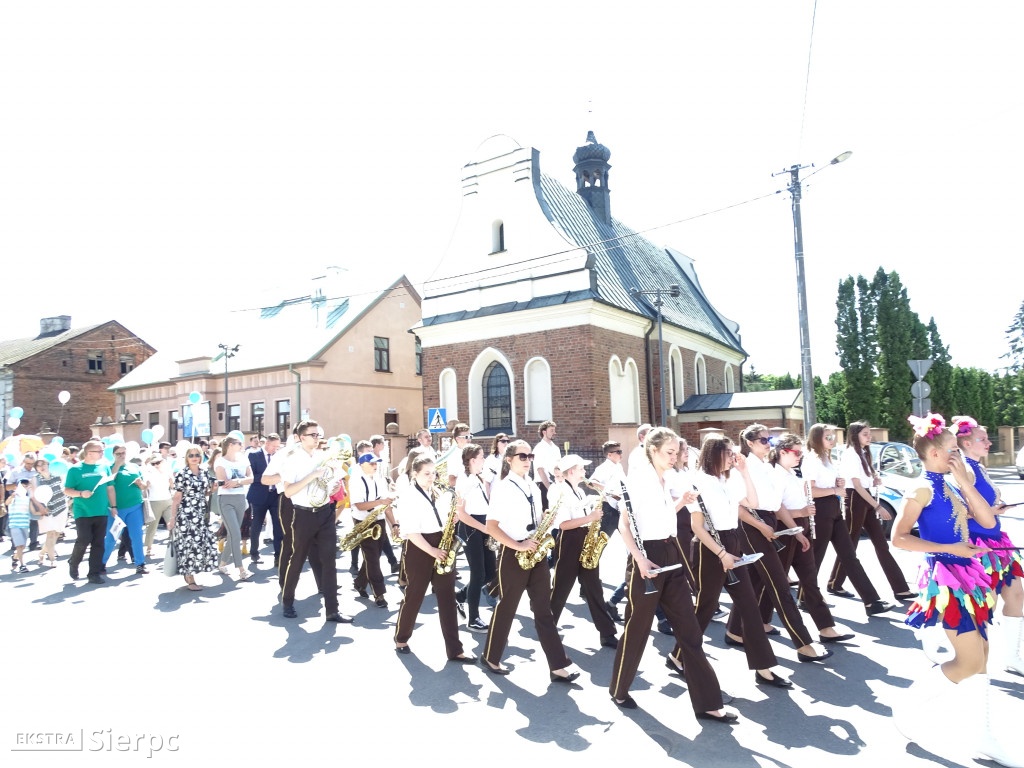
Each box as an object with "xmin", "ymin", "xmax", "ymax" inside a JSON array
[
  {"xmin": 187, "ymin": 453, "xmax": 203, "ymax": 458},
  {"xmin": 750, "ymin": 437, "xmax": 770, "ymax": 446},
  {"xmin": 783, "ymin": 448, "xmax": 803, "ymax": 457},
  {"xmin": 497, "ymin": 439, "xmax": 509, "ymax": 444},
  {"xmin": 825, "ymin": 435, "xmax": 836, "ymax": 441},
  {"xmin": 513, "ymin": 453, "xmax": 535, "ymax": 461}
]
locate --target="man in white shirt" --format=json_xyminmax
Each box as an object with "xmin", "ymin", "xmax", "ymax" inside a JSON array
[
  {"xmin": 588, "ymin": 441, "xmax": 626, "ymax": 538},
  {"xmin": 349, "ymin": 453, "xmax": 396, "ymax": 607},
  {"xmin": 277, "ymin": 420, "xmax": 350, "ymax": 623},
  {"xmin": 626, "ymin": 424, "xmax": 652, "ymax": 477},
  {"xmin": 396, "ymin": 429, "xmax": 435, "ymax": 477},
  {"xmin": 532, "ymin": 420, "xmax": 561, "ymax": 510}
]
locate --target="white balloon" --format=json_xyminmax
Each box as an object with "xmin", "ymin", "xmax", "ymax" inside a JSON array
[
  {"xmin": 125, "ymin": 441, "xmax": 140, "ymax": 460},
  {"xmin": 151, "ymin": 424, "xmax": 165, "ymax": 441},
  {"xmin": 57, "ymin": 390, "xmax": 71, "ymax": 405},
  {"xmin": 34, "ymin": 485, "xmax": 53, "ymax": 505},
  {"xmin": 175, "ymin": 440, "xmax": 191, "ymax": 456},
  {"xmin": 7, "ymin": 416, "xmax": 19, "ymax": 429}
]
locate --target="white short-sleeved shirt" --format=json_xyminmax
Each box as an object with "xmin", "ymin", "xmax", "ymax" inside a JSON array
[
  {"xmin": 278, "ymin": 448, "xmax": 321, "ymax": 508},
  {"xmin": 589, "ymin": 459, "xmax": 625, "ymax": 510},
  {"xmin": 776, "ymin": 465, "xmax": 811, "ymax": 511},
  {"xmin": 265, "ymin": 444, "xmax": 298, "ymax": 494},
  {"xmin": 664, "ymin": 467, "xmax": 693, "ymax": 501},
  {"xmin": 621, "ymin": 462, "xmax": 677, "ymax": 541},
  {"xmin": 488, "ymin": 473, "xmax": 543, "ymax": 541},
  {"xmin": 546, "ymin": 481, "xmax": 587, "ymax": 522},
  {"xmin": 839, "ymin": 447, "xmax": 873, "ymax": 487},
  {"xmin": 215, "ymin": 455, "xmax": 249, "ymax": 496},
  {"xmin": 686, "ymin": 470, "xmax": 748, "ymax": 532},
  {"xmin": 398, "ymin": 483, "xmax": 448, "ymax": 535},
  {"xmin": 801, "ymin": 451, "xmax": 838, "ymax": 489},
  {"xmin": 746, "ymin": 454, "xmax": 783, "ymax": 512},
  {"xmin": 348, "ymin": 472, "xmax": 390, "ymax": 522},
  {"xmin": 532, "ymin": 439, "xmax": 561, "ymax": 485},
  {"xmin": 456, "ymin": 473, "xmax": 489, "ymax": 519},
  {"xmin": 626, "ymin": 445, "xmax": 649, "ymax": 477},
  {"xmin": 144, "ymin": 464, "xmax": 172, "ymax": 502}
]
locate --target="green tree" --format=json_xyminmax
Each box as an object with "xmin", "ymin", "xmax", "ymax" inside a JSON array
[
  {"xmin": 926, "ymin": 317, "xmax": 953, "ymax": 417},
  {"xmin": 1003, "ymin": 300, "xmax": 1024, "ymax": 373},
  {"xmin": 835, "ymin": 276, "xmax": 876, "ymax": 423},
  {"xmin": 815, "ymin": 372, "xmax": 847, "ymax": 427}
]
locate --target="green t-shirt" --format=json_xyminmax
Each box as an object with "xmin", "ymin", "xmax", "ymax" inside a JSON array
[
  {"xmin": 112, "ymin": 464, "xmax": 144, "ymax": 508},
  {"xmin": 64, "ymin": 462, "xmax": 112, "ymax": 519}
]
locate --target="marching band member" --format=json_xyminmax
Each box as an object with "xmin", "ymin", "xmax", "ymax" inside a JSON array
[
  {"xmin": 684, "ymin": 436, "xmax": 792, "ymax": 690},
  {"xmin": 455, "ymin": 444, "xmax": 496, "ymax": 632},
  {"xmin": 448, "ymin": 424, "xmax": 472, "ymax": 488},
  {"xmin": 349, "ymin": 452, "xmax": 397, "ymax": 608},
  {"xmin": 547, "ymin": 455, "xmax": 618, "ymax": 649},
  {"xmin": 481, "ymin": 440, "xmax": 578, "ymax": 682},
  {"xmin": 392, "ymin": 454, "xmax": 475, "ymax": 663},
  {"xmin": 608, "ymin": 427, "xmax": 735, "ymax": 721},
  {"xmin": 588, "ymin": 441, "xmax": 626, "ymax": 538}
]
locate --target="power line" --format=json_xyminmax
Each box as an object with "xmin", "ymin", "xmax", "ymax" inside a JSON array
[{"xmin": 797, "ymin": 0, "xmax": 819, "ymax": 156}]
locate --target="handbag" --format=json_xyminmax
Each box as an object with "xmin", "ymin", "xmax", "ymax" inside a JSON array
[
  {"xmin": 163, "ymin": 538, "xmax": 178, "ymax": 577},
  {"xmin": 144, "ymin": 499, "xmax": 155, "ymax": 524}
]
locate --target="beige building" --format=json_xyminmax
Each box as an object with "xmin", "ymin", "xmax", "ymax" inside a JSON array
[{"xmin": 109, "ymin": 275, "xmax": 423, "ymax": 462}]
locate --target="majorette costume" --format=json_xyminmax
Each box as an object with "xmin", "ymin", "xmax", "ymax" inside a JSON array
[{"xmin": 964, "ymin": 456, "xmax": 1023, "ymax": 594}]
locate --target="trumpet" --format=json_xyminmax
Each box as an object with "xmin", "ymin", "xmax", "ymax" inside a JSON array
[{"xmin": 308, "ymin": 441, "xmax": 354, "ymax": 508}]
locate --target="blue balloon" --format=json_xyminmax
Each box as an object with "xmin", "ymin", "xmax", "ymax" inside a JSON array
[
  {"xmin": 10, "ymin": 406, "xmax": 23, "ymax": 419},
  {"xmin": 49, "ymin": 460, "xmax": 69, "ymax": 477},
  {"xmin": 3, "ymin": 452, "xmax": 16, "ymax": 464},
  {"xmin": 189, "ymin": 391, "xmax": 201, "ymax": 404},
  {"xmin": 41, "ymin": 450, "xmax": 58, "ymax": 461},
  {"xmin": 52, "ymin": 436, "xmax": 64, "ymax": 446},
  {"xmin": 141, "ymin": 429, "xmax": 155, "ymax": 445},
  {"xmin": 104, "ymin": 446, "xmax": 115, "ymax": 462}
]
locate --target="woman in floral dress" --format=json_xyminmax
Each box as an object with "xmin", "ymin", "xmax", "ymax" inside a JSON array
[{"xmin": 169, "ymin": 445, "xmax": 217, "ymax": 591}]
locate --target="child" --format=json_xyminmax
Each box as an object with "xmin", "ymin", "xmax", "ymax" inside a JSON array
[
  {"xmin": 892, "ymin": 413, "xmax": 1019, "ymax": 767},
  {"xmin": 7, "ymin": 479, "xmax": 32, "ymax": 573}
]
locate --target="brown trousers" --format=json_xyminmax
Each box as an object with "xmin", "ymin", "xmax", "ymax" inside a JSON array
[
  {"xmin": 483, "ymin": 544, "xmax": 571, "ymax": 671},
  {"xmin": 829, "ymin": 490, "xmax": 909, "ymax": 595},
  {"xmin": 277, "ymin": 494, "xmax": 323, "ymax": 591},
  {"xmin": 726, "ymin": 513, "xmax": 813, "ymax": 648},
  {"xmin": 353, "ymin": 519, "xmax": 387, "ymax": 599},
  {"xmin": 806, "ymin": 495, "xmax": 880, "ymax": 604},
  {"xmin": 549, "ymin": 527, "xmax": 616, "ymax": 639},
  {"xmin": 609, "ymin": 538, "xmax": 723, "ymax": 713},
  {"xmin": 690, "ymin": 528, "xmax": 777, "ymax": 670},
  {"xmin": 393, "ymin": 533, "xmax": 464, "ymax": 659},
  {"xmin": 770, "ymin": 518, "xmax": 836, "ymax": 631},
  {"xmin": 279, "ymin": 503, "xmax": 338, "ymax": 613}
]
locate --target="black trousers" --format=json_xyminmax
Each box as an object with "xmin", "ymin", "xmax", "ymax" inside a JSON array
[
  {"xmin": 727, "ymin": 514, "xmax": 813, "ymax": 648},
  {"xmin": 549, "ymin": 527, "xmax": 617, "ymax": 639},
  {"xmin": 829, "ymin": 490, "xmax": 909, "ymax": 595},
  {"xmin": 483, "ymin": 544, "xmax": 571, "ymax": 671},
  {"xmin": 69, "ymin": 515, "xmax": 107, "ymax": 578},
  {"xmin": 809, "ymin": 495, "xmax": 880, "ymax": 604},
  {"xmin": 771, "ymin": 519, "xmax": 836, "ymax": 631},
  {"xmin": 277, "ymin": 495, "xmax": 323, "ymax": 590},
  {"xmin": 279, "ymin": 504, "xmax": 338, "ymax": 613},
  {"xmin": 353, "ymin": 519, "xmax": 387, "ymax": 599},
  {"xmin": 609, "ymin": 537, "xmax": 723, "ymax": 713},
  {"xmin": 459, "ymin": 520, "xmax": 495, "ymax": 622},
  {"xmin": 691, "ymin": 528, "xmax": 777, "ymax": 670},
  {"xmin": 394, "ymin": 534, "xmax": 465, "ymax": 659},
  {"xmin": 249, "ymin": 494, "xmax": 282, "ymax": 559}
]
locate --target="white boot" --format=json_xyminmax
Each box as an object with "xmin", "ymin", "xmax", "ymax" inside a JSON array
[
  {"xmin": 919, "ymin": 624, "xmax": 952, "ymax": 665},
  {"xmin": 894, "ymin": 663, "xmax": 957, "ymax": 744},
  {"xmin": 972, "ymin": 673, "xmax": 1024, "ymax": 768},
  {"xmin": 1003, "ymin": 615, "xmax": 1024, "ymax": 677}
]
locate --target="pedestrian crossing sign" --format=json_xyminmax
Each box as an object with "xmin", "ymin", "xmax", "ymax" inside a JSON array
[{"xmin": 428, "ymin": 408, "xmax": 447, "ymax": 433}]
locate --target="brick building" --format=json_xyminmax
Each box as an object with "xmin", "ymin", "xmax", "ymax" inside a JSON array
[
  {"xmin": 415, "ymin": 133, "xmax": 747, "ymax": 467},
  {"xmin": 675, "ymin": 390, "xmax": 806, "ymax": 447},
  {"xmin": 0, "ymin": 316, "xmax": 155, "ymax": 445}
]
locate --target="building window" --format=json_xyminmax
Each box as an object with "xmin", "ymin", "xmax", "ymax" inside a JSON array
[
  {"xmin": 724, "ymin": 364, "xmax": 735, "ymax": 393},
  {"xmin": 87, "ymin": 351, "xmax": 104, "ymax": 374},
  {"xmin": 609, "ymin": 355, "xmax": 641, "ymax": 424},
  {"xmin": 276, "ymin": 400, "xmax": 290, "ymax": 436},
  {"xmin": 524, "ymin": 357, "xmax": 552, "ymax": 423},
  {"xmin": 119, "ymin": 354, "xmax": 136, "ymax": 375},
  {"xmin": 491, "ymin": 220, "xmax": 505, "ymax": 253},
  {"xmin": 228, "ymin": 404, "xmax": 240, "ymax": 432},
  {"xmin": 439, "ymin": 368, "xmax": 458, "ymax": 421},
  {"xmin": 670, "ymin": 347, "xmax": 684, "ymax": 408},
  {"xmin": 148, "ymin": 412, "xmax": 160, "ymax": 428},
  {"xmin": 415, "ymin": 338, "xmax": 422, "ymax": 376},
  {"xmin": 695, "ymin": 354, "xmax": 707, "ymax": 395},
  {"xmin": 374, "ymin": 337, "xmax": 390, "ymax": 372},
  {"xmin": 483, "ymin": 361, "xmax": 512, "ymax": 431},
  {"xmin": 168, "ymin": 410, "xmax": 179, "ymax": 444},
  {"xmin": 251, "ymin": 402, "xmax": 265, "ymax": 435}
]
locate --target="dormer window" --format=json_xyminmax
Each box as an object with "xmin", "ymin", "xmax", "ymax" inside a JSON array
[{"xmin": 491, "ymin": 220, "xmax": 505, "ymax": 254}]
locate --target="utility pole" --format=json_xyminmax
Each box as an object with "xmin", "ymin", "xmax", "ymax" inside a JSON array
[{"xmin": 218, "ymin": 343, "xmax": 240, "ymax": 434}]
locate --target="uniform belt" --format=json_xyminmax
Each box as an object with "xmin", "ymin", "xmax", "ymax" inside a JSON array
[{"xmin": 292, "ymin": 504, "xmax": 317, "ymax": 512}]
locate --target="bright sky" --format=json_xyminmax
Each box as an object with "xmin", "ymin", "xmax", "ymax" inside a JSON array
[{"xmin": 1, "ymin": 2, "xmax": 1019, "ymax": 378}]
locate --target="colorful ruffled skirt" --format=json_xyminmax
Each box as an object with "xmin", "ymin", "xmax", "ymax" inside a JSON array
[
  {"xmin": 970, "ymin": 531, "xmax": 1023, "ymax": 594},
  {"xmin": 905, "ymin": 555, "xmax": 996, "ymax": 639}
]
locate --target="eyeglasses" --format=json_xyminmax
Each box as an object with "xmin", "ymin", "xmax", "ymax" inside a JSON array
[
  {"xmin": 300, "ymin": 432, "xmax": 318, "ymax": 438},
  {"xmin": 825, "ymin": 435, "xmax": 836, "ymax": 441},
  {"xmin": 186, "ymin": 453, "xmax": 202, "ymax": 458},
  {"xmin": 513, "ymin": 453, "xmax": 535, "ymax": 462},
  {"xmin": 609, "ymin": 449, "xmax": 623, "ymax": 454},
  {"xmin": 783, "ymin": 448, "xmax": 803, "ymax": 457},
  {"xmin": 497, "ymin": 439, "xmax": 509, "ymax": 444},
  {"xmin": 750, "ymin": 437, "xmax": 770, "ymax": 446}
]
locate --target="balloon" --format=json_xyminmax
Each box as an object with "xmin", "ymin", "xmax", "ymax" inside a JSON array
[
  {"xmin": 125, "ymin": 441, "xmax": 140, "ymax": 461},
  {"xmin": 141, "ymin": 429, "xmax": 154, "ymax": 445},
  {"xmin": 229, "ymin": 430, "xmax": 244, "ymax": 442},
  {"xmin": 151, "ymin": 424, "xmax": 165, "ymax": 441},
  {"xmin": 52, "ymin": 436, "xmax": 64, "ymax": 446},
  {"xmin": 106, "ymin": 433, "xmax": 124, "ymax": 445},
  {"xmin": 34, "ymin": 485, "xmax": 53, "ymax": 505},
  {"xmin": 7, "ymin": 416, "xmax": 20, "ymax": 429},
  {"xmin": 189, "ymin": 391, "xmax": 201, "ymax": 404},
  {"xmin": 41, "ymin": 450, "xmax": 58, "ymax": 461},
  {"xmin": 172, "ymin": 458, "xmax": 184, "ymax": 472},
  {"xmin": 49, "ymin": 460, "xmax": 69, "ymax": 477},
  {"xmin": 104, "ymin": 446, "xmax": 115, "ymax": 462},
  {"xmin": 175, "ymin": 440, "xmax": 191, "ymax": 456},
  {"xmin": 10, "ymin": 406, "xmax": 23, "ymax": 419},
  {"xmin": 4, "ymin": 452, "xmax": 18, "ymax": 465},
  {"xmin": 57, "ymin": 390, "xmax": 71, "ymax": 405}
]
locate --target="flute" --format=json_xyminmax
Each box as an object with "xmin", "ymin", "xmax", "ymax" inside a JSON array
[
  {"xmin": 620, "ymin": 488, "xmax": 657, "ymax": 595},
  {"xmin": 694, "ymin": 487, "xmax": 740, "ymax": 586},
  {"xmin": 805, "ymin": 480, "xmax": 816, "ymax": 539},
  {"xmin": 743, "ymin": 505, "xmax": 786, "ymax": 553}
]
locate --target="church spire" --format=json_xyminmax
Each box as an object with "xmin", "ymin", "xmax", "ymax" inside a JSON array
[{"xmin": 572, "ymin": 131, "xmax": 612, "ymax": 224}]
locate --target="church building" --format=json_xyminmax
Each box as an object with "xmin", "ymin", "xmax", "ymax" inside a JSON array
[{"xmin": 415, "ymin": 133, "xmax": 747, "ymax": 459}]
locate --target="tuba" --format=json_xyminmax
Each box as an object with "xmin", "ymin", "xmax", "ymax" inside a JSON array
[
  {"xmin": 579, "ymin": 490, "xmax": 609, "ymax": 569},
  {"xmin": 308, "ymin": 441, "xmax": 354, "ymax": 508},
  {"xmin": 435, "ymin": 490, "xmax": 463, "ymax": 574},
  {"xmin": 516, "ymin": 494, "xmax": 563, "ymax": 570}
]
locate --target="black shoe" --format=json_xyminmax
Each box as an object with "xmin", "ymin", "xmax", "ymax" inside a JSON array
[
  {"xmin": 724, "ymin": 634, "xmax": 744, "ymax": 647},
  {"xmin": 449, "ymin": 655, "xmax": 477, "ymax": 664},
  {"xmin": 665, "ymin": 657, "xmax": 685, "ymax": 678},
  {"xmin": 87, "ymin": 575, "xmax": 105, "ymax": 584},
  {"xmin": 611, "ymin": 695, "xmax": 638, "ymax": 709},
  {"xmin": 600, "ymin": 635, "xmax": 618, "ymax": 649},
  {"xmin": 325, "ymin": 612, "xmax": 353, "ymax": 623},
  {"xmin": 356, "ymin": 588, "xmax": 369, "ymax": 598},
  {"xmin": 764, "ymin": 627, "xmax": 780, "ymax": 636},
  {"xmin": 712, "ymin": 606, "xmax": 727, "ymax": 620},
  {"xmin": 480, "ymin": 659, "xmax": 509, "ymax": 676},
  {"xmin": 263, "ymin": 537, "xmax": 273, "ymax": 544},
  {"xmin": 754, "ymin": 671, "xmax": 793, "ymax": 689},
  {"xmin": 282, "ymin": 605, "xmax": 297, "ymax": 618},
  {"xmin": 99, "ymin": 567, "xmax": 107, "ymax": 574},
  {"xmin": 29, "ymin": 543, "xmax": 40, "ymax": 551},
  {"xmin": 117, "ymin": 555, "xmax": 126, "ymax": 562},
  {"xmin": 894, "ymin": 591, "xmax": 917, "ymax": 601},
  {"xmin": 375, "ymin": 597, "xmax": 388, "ymax": 608},
  {"xmin": 865, "ymin": 600, "xmax": 894, "ymax": 616},
  {"xmin": 797, "ymin": 600, "xmax": 807, "ymax": 612},
  {"xmin": 467, "ymin": 618, "xmax": 488, "ymax": 633},
  {"xmin": 820, "ymin": 633, "xmax": 856, "ymax": 644},
  {"xmin": 251, "ymin": 555, "xmax": 263, "ymax": 564},
  {"xmin": 828, "ymin": 587, "xmax": 855, "ymax": 598},
  {"xmin": 798, "ymin": 648, "xmax": 834, "ymax": 663},
  {"xmin": 274, "ymin": 556, "xmax": 280, "ymax": 568},
  {"xmin": 390, "ymin": 562, "xmax": 400, "ymax": 575},
  {"xmin": 69, "ymin": 566, "xmax": 79, "ymax": 580},
  {"xmin": 349, "ymin": 565, "xmax": 360, "ymax": 575},
  {"xmin": 657, "ymin": 620, "xmax": 673, "ymax": 636},
  {"xmin": 605, "ymin": 601, "xmax": 623, "ymax": 624},
  {"xmin": 696, "ymin": 710, "xmax": 738, "ymax": 724},
  {"xmin": 550, "ymin": 670, "xmax": 580, "ymax": 684},
  {"xmin": 136, "ymin": 565, "xmax": 149, "ymax": 575}
]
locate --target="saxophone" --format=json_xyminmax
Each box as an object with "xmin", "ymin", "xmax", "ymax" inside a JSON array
[
  {"xmin": 579, "ymin": 490, "xmax": 608, "ymax": 569},
  {"xmin": 435, "ymin": 490, "xmax": 463, "ymax": 574},
  {"xmin": 516, "ymin": 494, "xmax": 563, "ymax": 570},
  {"xmin": 339, "ymin": 502, "xmax": 389, "ymax": 551}
]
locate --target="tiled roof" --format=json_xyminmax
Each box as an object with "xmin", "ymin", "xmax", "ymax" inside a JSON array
[
  {"xmin": 0, "ymin": 323, "xmax": 105, "ymax": 367},
  {"xmin": 677, "ymin": 389, "xmax": 803, "ymax": 414}
]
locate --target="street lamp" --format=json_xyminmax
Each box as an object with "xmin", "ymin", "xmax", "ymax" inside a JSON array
[
  {"xmin": 218, "ymin": 343, "xmax": 240, "ymax": 434},
  {"xmin": 773, "ymin": 151, "xmax": 852, "ymax": 436},
  {"xmin": 630, "ymin": 284, "xmax": 681, "ymax": 427}
]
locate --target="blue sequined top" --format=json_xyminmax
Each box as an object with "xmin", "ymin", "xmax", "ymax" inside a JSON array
[
  {"xmin": 965, "ymin": 456, "xmax": 1001, "ymax": 539},
  {"xmin": 916, "ymin": 470, "xmax": 970, "ymax": 566}
]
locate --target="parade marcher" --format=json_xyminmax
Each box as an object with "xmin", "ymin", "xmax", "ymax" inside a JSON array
[
  {"xmin": 103, "ymin": 444, "xmax": 149, "ymax": 574},
  {"xmin": 392, "ymin": 454, "xmax": 475, "ymax": 663},
  {"xmin": 894, "ymin": 413, "xmax": 1019, "ymax": 768},
  {"xmin": 447, "ymin": 424, "xmax": 472, "ymax": 488},
  {"xmin": 33, "ymin": 458, "xmax": 68, "ymax": 567},
  {"xmin": 483, "ymin": 434, "xmax": 510, "ymax": 492},
  {"xmin": 723, "ymin": 425, "xmax": 833, "ymax": 662},
  {"xmin": 684, "ymin": 436, "xmax": 793, "ymax": 689},
  {"xmin": 588, "ymin": 440, "xmax": 626, "ymax": 538},
  {"xmin": 349, "ymin": 452, "xmax": 397, "ymax": 608},
  {"xmin": 828, "ymin": 421, "xmax": 914, "ymax": 601},
  {"xmin": 278, "ymin": 420, "xmax": 351, "ymax": 622},
  {"xmin": 531, "ymin": 420, "xmax": 561, "ymax": 510},
  {"xmin": 215, "ymin": 435, "xmax": 254, "ymax": 582},
  {"xmin": 169, "ymin": 445, "xmax": 218, "ymax": 591},
  {"xmin": 7, "ymin": 480, "xmax": 32, "ymax": 572},
  {"xmin": 142, "ymin": 454, "xmax": 173, "ymax": 558},
  {"xmin": 454, "ymin": 444, "xmax": 496, "ymax": 632},
  {"xmin": 246, "ymin": 433, "xmax": 281, "ymax": 566},
  {"xmin": 608, "ymin": 427, "xmax": 734, "ymax": 720},
  {"xmin": 482, "ymin": 439, "xmax": 579, "ymax": 682},
  {"xmin": 7, "ymin": 452, "xmax": 40, "ymax": 551},
  {"xmin": 547, "ymin": 454, "xmax": 618, "ymax": 648},
  {"xmin": 626, "ymin": 424, "xmax": 652, "ymax": 475},
  {"xmin": 64, "ymin": 440, "xmax": 111, "ymax": 584},
  {"xmin": 802, "ymin": 423, "xmax": 893, "ymax": 617}
]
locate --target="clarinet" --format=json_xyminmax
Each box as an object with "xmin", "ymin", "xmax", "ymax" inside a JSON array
[
  {"xmin": 693, "ymin": 487, "xmax": 740, "ymax": 586},
  {"xmin": 744, "ymin": 505, "xmax": 786, "ymax": 553},
  {"xmin": 805, "ymin": 480, "xmax": 816, "ymax": 539},
  {"xmin": 620, "ymin": 488, "xmax": 657, "ymax": 595}
]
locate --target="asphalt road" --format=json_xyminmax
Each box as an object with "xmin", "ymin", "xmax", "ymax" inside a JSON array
[{"xmin": 3, "ymin": 473, "xmax": 1023, "ymax": 767}]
